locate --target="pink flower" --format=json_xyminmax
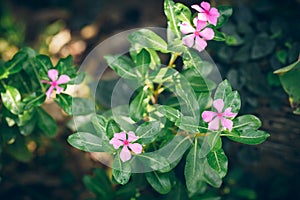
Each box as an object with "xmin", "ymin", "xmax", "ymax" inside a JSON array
[
  {"xmin": 202, "ymin": 99, "xmax": 237, "ymax": 131},
  {"xmin": 41, "ymin": 69, "xmax": 70, "ymax": 99},
  {"xmin": 109, "ymin": 131, "xmax": 143, "ymax": 162},
  {"xmin": 192, "ymin": 1, "xmax": 220, "ymax": 26},
  {"xmin": 180, "ymin": 18, "xmax": 214, "ymax": 52}
]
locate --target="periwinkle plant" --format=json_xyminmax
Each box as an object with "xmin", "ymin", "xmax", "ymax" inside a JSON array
[{"xmin": 68, "ymin": 0, "xmax": 269, "ymax": 198}]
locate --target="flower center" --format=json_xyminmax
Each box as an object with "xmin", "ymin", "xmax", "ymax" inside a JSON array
[
  {"xmin": 204, "ymin": 9, "xmax": 210, "ymax": 15},
  {"xmin": 51, "ymin": 81, "xmax": 58, "ymax": 87},
  {"xmin": 217, "ymin": 113, "xmax": 223, "ymax": 118},
  {"xmin": 194, "ymin": 31, "xmax": 200, "ymax": 36},
  {"xmin": 123, "ymin": 140, "xmax": 129, "ymax": 146}
]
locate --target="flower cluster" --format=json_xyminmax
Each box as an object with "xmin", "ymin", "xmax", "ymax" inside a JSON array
[{"xmin": 180, "ymin": 1, "xmax": 220, "ymax": 52}]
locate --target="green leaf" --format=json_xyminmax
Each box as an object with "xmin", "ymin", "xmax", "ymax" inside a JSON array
[
  {"xmin": 214, "ymin": 79, "xmax": 232, "ymax": 101},
  {"xmin": 56, "ymin": 55, "xmax": 73, "ymax": 74},
  {"xmin": 112, "ymin": 154, "xmax": 131, "ymax": 185},
  {"xmin": 106, "ymin": 119, "xmax": 121, "ymax": 139},
  {"xmin": 19, "ymin": 117, "xmax": 36, "ymax": 136},
  {"xmin": 23, "ymin": 93, "xmax": 46, "ymax": 110},
  {"xmin": 157, "ymin": 105, "xmax": 183, "ymax": 122},
  {"xmin": 149, "ymin": 67, "xmax": 179, "ymax": 83},
  {"xmin": 207, "ymin": 148, "xmax": 228, "ymax": 178},
  {"xmin": 129, "ymin": 89, "xmax": 149, "ymax": 121},
  {"xmin": 67, "ymin": 132, "xmax": 105, "ymax": 152},
  {"xmin": 233, "ymin": 115, "xmax": 262, "ymax": 131},
  {"xmin": 110, "ymin": 105, "xmax": 137, "ymax": 132},
  {"xmin": 36, "ymin": 55, "xmax": 53, "ymax": 73},
  {"xmin": 160, "ymin": 135, "xmax": 192, "ymax": 167},
  {"xmin": 36, "ymin": 107, "xmax": 57, "ymax": 137},
  {"xmin": 203, "ymin": 159, "xmax": 222, "ymax": 188},
  {"xmin": 0, "ymin": 50, "xmax": 27, "ymax": 79},
  {"xmin": 146, "ymin": 171, "xmax": 171, "ymax": 194},
  {"xmin": 174, "ymin": 3, "xmax": 191, "ymax": 23},
  {"xmin": 128, "ymin": 29, "xmax": 168, "ymax": 53},
  {"xmin": 274, "ymin": 60, "xmax": 300, "ymax": 111},
  {"xmin": 216, "ymin": 6, "xmax": 233, "ymax": 28},
  {"xmin": 213, "ymin": 30, "xmax": 226, "ymax": 41},
  {"xmin": 135, "ymin": 121, "xmax": 160, "ymax": 144},
  {"xmin": 135, "ymin": 153, "xmax": 170, "ymax": 172},
  {"xmin": 164, "ymin": 0, "xmax": 181, "ymax": 39},
  {"xmin": 104, "ymin": 55, "xmax": 137, "ymax": 79},
  {"xmin": 187, "ymin": 77, "xmax": 216, "ymax": 93},
  {"xmin": 168, "ymin": 38, "xmax": 186, "ymax": 52},
  {"xmin": 91, "ymin": 114, "xmax": 107, "ymax": 138},
  {"xmin": 134, "ymin": 48, "xmax": 150, "ymax": 78},
  {"xmin": 1, "ymin": 85, "xmax": 22, "ymax": 115},
  {"xmin": 224, "ymin": 90, "xmax": 241, "ymax": 113},
  {"xmin": 55, "ymin": 93, "xmax": 73, "ymax": 115},
  {"xmin": 175, "ymin": 116, "xmax": 199, "ymax": 133},
  {"xmin": 227, "ymin": 130, "xmax": 270, "ymax": 145},
  {"xmin": 147, "ymin": 48, "xmax": 161, "ymax": 70},
  {"xmin": 198, "ymin": 132, "xmax": 221, "ymax": 158},
  {"xmin": 185, "ymin": 141, "xmax": 207, "ymax": 197},
  {"xmin": 198, "ymin": 92, "xmax": 212, "ymax": 112}
]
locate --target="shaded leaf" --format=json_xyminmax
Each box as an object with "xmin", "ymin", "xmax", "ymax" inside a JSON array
[{"xmin": 146, "ymin": 171, "xmax": 171, "ymax": 194}]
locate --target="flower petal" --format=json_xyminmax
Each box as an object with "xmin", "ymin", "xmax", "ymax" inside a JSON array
[
  {"xmin": 120, "ymin": 146, "xmax": 131, "ymax": 162},
  {"xmin": 221, "ymin": 117, "xmax": 233, "ymax": 131},
  {"xmin": 180, "ymin": 22, "xmax": 195, "ymax": 34},
  {"xmin": 197, "ymin": 13, "xmax": 208, "ymax": 22},
  {"xmin": 127, "ymin": 131, "xmax": 138, "ymax": 142},
  {"xmin": 201, "ymin": 1, "xmax": 211, "ymax": 11},
  {"xmin": 55, "ymin": 85, "xmax": 64, "ymax": 94},
  {"xmin": 209, "ymin": 7, "xmax": 220, "ymax": 17},
  {"xmin": 129, "ymin": 143, "xmax": 143, "ymax": 154},
  {"xmin": 208, "ymin": 117, "xmax": 220, "ymax": 130},
  {"xmin": 48, "ymin": 69, "xmax": 58, "ymax": 81},
  {"xmin": 109, "ymin": 138, "xmax": 123, "ymax": 149},
  {"xmin": 114, "ymin": 132, "xmax": 126, "ymax": 141},
  {"xmin": 182, "ymin": 34, "xmax": 195, "ymax": 48},
  {"xmin": 45, "ymin": 86, "xmax": 54, "ymax": 99},
  {"xmin": 202, "ymin": 111, "xmax": 217, "ymax": 122},
  {"xmin": 213, "ymin": 99, "xmax": 224, "ymax": 113},
  {"xmin": 56, "ymin": 75, "xmax": 70, "ymax": 84},
  {"xmin": 195, "ymin": 19, "xmax": 207, "ymax": 31},
  {"xmin": 191, "ymin": 4, "xmax": 204, "ymax": 13},
  {"xmin": 194, "ymin": 36, "xmax": 207, "ymax": 52},
  {"xmin": 223, "ymin": 108, "xmax": 237, "ymax": 118},
  {"xmin": 199, "ymin": 27, "xmax": 214, "ymax": 40},
  {"xmin": 207, "ymin": 15, "xmax": 218, "ymax": 26}
]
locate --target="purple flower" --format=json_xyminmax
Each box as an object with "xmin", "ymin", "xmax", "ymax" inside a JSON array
[
  {"xmin": 41, "ymin": 69, "xmax": 70, "ymax": 99},
  {"xmin": 192, "ymin": 1, "xmax": 220, "ymax": 26},
  {"xmin": 180, "ymin": 18, "xmax": 214, "ymax": 52},
  {"xmin": 202, "ymin": 99, "xmax": 237, "ymax": 131},
  {"xmin": 109, "ymin": 131, "xmax": 143, "ymax": 162}
]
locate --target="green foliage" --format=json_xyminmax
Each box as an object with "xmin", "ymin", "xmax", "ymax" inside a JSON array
[
  {"xmin": 67, "ymin": 0, "xmax": 269, "ymax": 199},
  {"xmin": 274, "ymin": 59, "xmax": 300, "ymax": 114},
  {"xmin": 0, "ymin": 47, "xmax": 86, "ymax": 163}
]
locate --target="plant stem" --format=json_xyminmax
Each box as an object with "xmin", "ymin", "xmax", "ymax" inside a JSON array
[{"xmin": 151, "ymin": 52, "xmax": 180, "ymax": 104}]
